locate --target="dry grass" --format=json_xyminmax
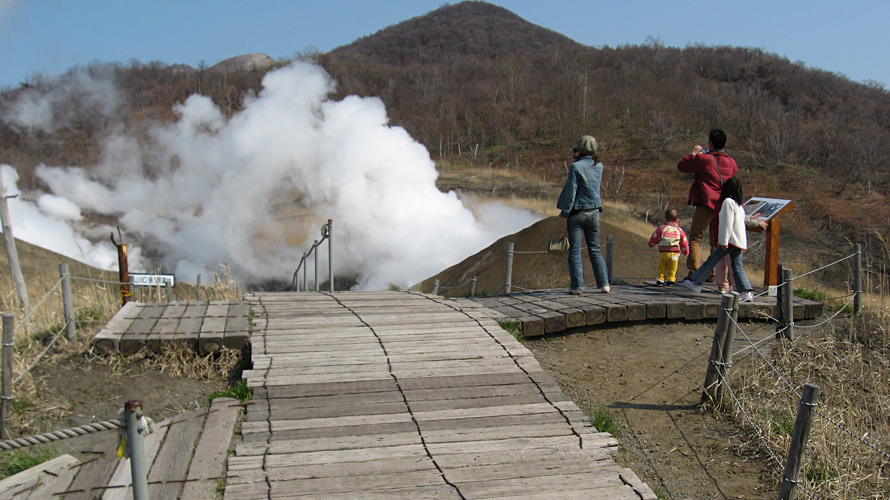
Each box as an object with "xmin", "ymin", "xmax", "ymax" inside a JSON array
[
  {"xmin": 728, "ymin": 310, "xmax": 890, "ymax": 499},
  {"xmin": 1, "ymin": 260, "xmax": 244, "ymax": 436}
]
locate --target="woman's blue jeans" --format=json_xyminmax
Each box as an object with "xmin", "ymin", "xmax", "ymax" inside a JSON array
[
  {"xmin": 567, "ymin": 209, "xmax": 609, "ymax": 290},
  {"xmin": 689, "ymin": 245, "xmax": 752, "ymax": 292}
]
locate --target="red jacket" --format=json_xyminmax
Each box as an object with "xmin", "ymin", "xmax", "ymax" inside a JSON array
[
  {"xmin": 677, "ymin": 152, "xmax": 738, "ymax": 210},
  {"xmin": 648, "ymin": 221, "xmax": 689, "ymax": 254}
]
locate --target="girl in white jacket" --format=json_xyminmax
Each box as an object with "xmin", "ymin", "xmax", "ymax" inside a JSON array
[{"xmin": 683, "ymin": 178, "xmax": 754, "ymax": 302}]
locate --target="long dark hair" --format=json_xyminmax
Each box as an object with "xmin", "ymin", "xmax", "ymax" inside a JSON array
[{"xmin": 719, "ymin": 177, "xmax": 743, "ymax": 205}]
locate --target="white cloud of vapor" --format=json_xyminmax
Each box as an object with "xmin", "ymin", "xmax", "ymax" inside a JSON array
[{"xmin": 5, "ymin": 61, "xmax": 541, "ymax": 289}]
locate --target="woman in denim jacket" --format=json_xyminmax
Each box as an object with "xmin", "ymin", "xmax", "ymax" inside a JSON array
[{"xmin": 556, "ymin": 135, "xmax": 611, "ymax": 294}]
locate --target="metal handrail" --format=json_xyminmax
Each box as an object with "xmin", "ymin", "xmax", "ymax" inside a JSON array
[{"xmin": 291, "ymin": 219, "xmax": 334, "ymax": 292}]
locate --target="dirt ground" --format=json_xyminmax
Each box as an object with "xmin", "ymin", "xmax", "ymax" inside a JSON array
[
  {"xmin": 525, "ymin": 318, "xmax": 774, "ymax": 500},
  {"xmin": 14, "ymin": 353, "xmax": 226, "ymax": 462}
]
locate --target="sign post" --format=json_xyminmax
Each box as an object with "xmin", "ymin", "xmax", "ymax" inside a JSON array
[{"xmin": 744, "ymin": 198, "xmax": 794, "ymax": 286}]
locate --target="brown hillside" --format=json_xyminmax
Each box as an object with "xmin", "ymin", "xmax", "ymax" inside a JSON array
[
  {"xmin": 0, "ymin": 237, "xmax": 116, "ymax": 310},
  {"xmin": 333, "ymin": 2, "xmax": 582, "ymax": 65},
  {"xmin": 413, "ymin": 215, "xmax": 659, "ymax": 294}
]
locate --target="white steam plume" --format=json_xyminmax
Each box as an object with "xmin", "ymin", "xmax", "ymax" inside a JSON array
[{"xmin": 7, "ymin": 61, "xmax": 541, "ymax": 289}]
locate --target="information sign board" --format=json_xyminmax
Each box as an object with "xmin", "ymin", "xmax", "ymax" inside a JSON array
[{"xmin": 130, "ymin": 273, "xmax": 175, "ymax": 287}]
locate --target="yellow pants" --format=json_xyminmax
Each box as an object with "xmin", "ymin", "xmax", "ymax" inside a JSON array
[{"xmin": 657, "ymin": 252, "xmax": 681, "ymax": 283}]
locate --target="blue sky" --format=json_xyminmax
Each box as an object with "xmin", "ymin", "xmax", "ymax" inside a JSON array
[{"xmin": 1, "ymin": 0, "xmax": 888, "ymax": 90}]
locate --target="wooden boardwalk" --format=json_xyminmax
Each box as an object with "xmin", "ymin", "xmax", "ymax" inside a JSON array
[
  {"xmin": 92, "ymin": 300, "xmax": 251, "ymax": 355},
  {"xmin": 228, "ymin": 291, "xmax": 656, "ymax": 499},
  {"xmin": 0, "ymin": 397, "xmax": 240, "ymax": 499},
  {"xmin": 461, "ymin": 284, "xmax": 823, "ymax": 337}
]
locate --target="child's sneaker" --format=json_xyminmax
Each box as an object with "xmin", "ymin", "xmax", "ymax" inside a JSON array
[
  {"xmin": 682, "ymin": 279, "xmax": 702, "ymax": 293},
  {"xmin": 655, "ymin": 280, "xmax": 665, "ymax": 286},
  {"xmin": 740, "ymin": 292, "xmax": 754, "ymax": 302},
  {"xmin": 601, "ymin": 286, "xmax": 612, "ymax": 293}
]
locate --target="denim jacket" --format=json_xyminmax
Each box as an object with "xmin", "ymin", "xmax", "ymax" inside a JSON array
[{"xmin": 557, "ymin": 156, "xmax": 603, "ymax": 218}]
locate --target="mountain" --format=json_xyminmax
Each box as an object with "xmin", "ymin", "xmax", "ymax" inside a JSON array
[
  {"xmin": 333, "ymin": 2, "xmax": 582, "ymax": 65},
  {"xmin": 0, "ymin": 1, "xmax": 887, "ymax": 270}
]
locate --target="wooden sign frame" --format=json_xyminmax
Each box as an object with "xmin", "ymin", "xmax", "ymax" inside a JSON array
[{"xmin": 744, "ymin": 197, "xmax": 794, "ymax": 286}]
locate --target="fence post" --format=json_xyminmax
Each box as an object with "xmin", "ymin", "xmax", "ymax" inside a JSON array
[
  {"xmin": 166, "ymin": 284, "xmax": 173, "ymax": 302},
  {"xmin": 778, "ymin": 383, "xmax": 820, "ymax": 500},
  {"xmin": 328, "ymin": 219, "xmax": 334, "ymax": 293},
  {"xmin": 59, "ymin": 263, "xmax": 76, "ymax": 341},
  {"xmin": 302, "ymin": 253, "xmax": 308, "ymax": 292},
  {"xmin": 782, "ymin": 267, "xmax": 794, "ymax": 341},
  {"xmin": 775, "ymin": 264, "xmax": 786, "ymax": 335},
  {"xmin": 1, "ymin": 314, "xmax": 12, "ymax": 439},
  {"xmin": 716, "ymin": 292, "xmax": 740, "ymax": 405},
  {"xmin": 0, "ymin": 175, "xmax": 30, "ymax": 313},
  {"xmin": 431, "ymin": 280, "xmax": 440, "ymax": 295},
  {"xmin": 702, "ymin": 293, "xmax": 734, "ymax": 405},
  {"xmin": 504, "ymin": 242, "xmax": 514, "ymax": 294},
  {"xmin": 196, "ymin": 274, "xmax": 202, "ymax": 301},
  {"xmin": 606, "ymin": 236, "xmax": 614, "ymax": 281},
  {"xmin": 313, "ymin": 241, "xmax": 319, "ymax": 292},
  {"xmin": 470, "ymin": 276, "xmax": 477, "ymax": 297},
  {"xmin": 124, "ymin": 400, "xmax": 150, "ymax": 500},
  {"xmin": 854, "ymin": 243, "xmax": 862, "ymax": 314}
]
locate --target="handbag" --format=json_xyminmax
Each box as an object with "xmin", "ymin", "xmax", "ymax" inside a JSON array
[{"xmin": 548, "ymin": 234, "xmax": 570, "ymax": 254}]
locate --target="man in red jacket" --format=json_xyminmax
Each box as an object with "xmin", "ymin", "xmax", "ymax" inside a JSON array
[{"xmin": 677, "ymin": 129, "xmax": 738, "ymax": 276}]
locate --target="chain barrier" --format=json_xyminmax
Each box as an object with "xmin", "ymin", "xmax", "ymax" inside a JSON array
[
  {"xmin": 0, "ymin": 418, "xmax": 122, "ymax": 451},
  {"xmin": 727, "ymin": 295, "xmax": 890, "ymax": 465},
  {"xmin": 12, "ymin": 322, "xmax": 68, "ymax": 386},
  {"xmin": 13, "ymin": 277, "xmax": 64, "ymax": 332},
  {"xmin": 813, "ymin": 407, "xmax": 890, "ymax": 462},
  {"xmin": 714, "ymin": 368, "xmax": 785, "ymax": 467}
]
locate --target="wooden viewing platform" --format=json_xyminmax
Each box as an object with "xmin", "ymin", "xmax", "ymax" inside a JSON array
[
  {"xmin": 92, "ymin": 300, "xmax": 251, "ymax": 355},
  {"xmin": 4, "ymin": 284, "xmax": 824, "ymax": 497},
  {"xmin": 228, "ymin": 291, "xmax": 657, "ymax": 499},
  {"xmin": 461, "ymin": 283, "xmax": 823, "ymax": 338}
]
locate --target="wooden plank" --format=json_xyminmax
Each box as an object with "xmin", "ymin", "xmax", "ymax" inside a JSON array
[
  {"xmin": 181, "ymin": 398, "xmax": 240, "ymax": 500},
  {"xmin": 102, "ymin": 422, "xmax": 169, "ymax": 500},
  {"xmin": 0, "ymin": 454, "xmax": 78, "ymax": 500},
  {"xmin": 147, "ymin": 410, "xmax": 206, "ymax": 500},
  {"xmin": 63, "ymin": 435, "xmax": 121, "ymax": 500}
]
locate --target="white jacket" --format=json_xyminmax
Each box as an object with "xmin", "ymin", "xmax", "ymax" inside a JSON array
[{"xmin": 718, "ymin": 198, "xmax": 748, "ymax": 249}]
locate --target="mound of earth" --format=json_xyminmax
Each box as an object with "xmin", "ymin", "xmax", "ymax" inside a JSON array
[{"xmin": 413, "ymin": 214, "xmax": 660, "ymax": 294}]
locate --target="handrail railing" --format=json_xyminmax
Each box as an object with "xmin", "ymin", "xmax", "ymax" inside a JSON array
[{"xmin": 291, "ymin": 219, "xmax": 334, "ymax": 292}]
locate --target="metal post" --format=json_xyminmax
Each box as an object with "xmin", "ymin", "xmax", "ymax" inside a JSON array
[
  {"xmin": 1, "ymin": 314, "xmax": 13, "ymax": 439},
  {"xmin": 779, "ymin": 383, "xmax": 820, "ymax": 500},
  {"xmin": 606, "ymin": 236, "xmax": 614, "ymax": 281},
  {"xmin": 470, "ymin": 276, "xmax": 477, "ymax": 296},
  {"xmin": 432, "ymin": 280, "xmax": 440, "ymax": 295},
  {"xmin": 302, "ymin": 253, "xmax": 308, "ymax": 292},
  {"xmin": 504, "ymin": 242, "xmax": 514, "ymax": 294},
  {"xmin": 313, "ymin": 241, "xmax": 319, "ymax": 291},
  {"xmin": 854, "ymin": 243, "xmax": 862, "ymax": 314},
  {"xmin": 782, "ymin": 267, "xmax": 794, "ymax": 341},
  {"xmin": 776, "ymin": 264, "xmax": 786, "ymax": 337},
  {"xmin": 196, "ymin": 274, "xmax": 202, "ymax": 301},
  {"xmin": 166, "ymin": 284, "xmax": 173, "ymax": 303},
  {"xmin": 328, "ymin": 220, "xmax": 334, "ymax": 293},
  {"xmin": 60, "ymin": 263, "xmax": 76, "ymax": 341},
  {"xmin": 702, "ymin": 293, "xmax": 734, "ymax": 405},
  {"xmin": 125, "ymin": 400, "xmax": 150, "ymax": 500}
]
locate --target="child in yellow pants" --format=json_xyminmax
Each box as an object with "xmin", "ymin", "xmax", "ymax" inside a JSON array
[{"xmin": 647, "ymin": 209, "xmax": 690, "ymax": 285}]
